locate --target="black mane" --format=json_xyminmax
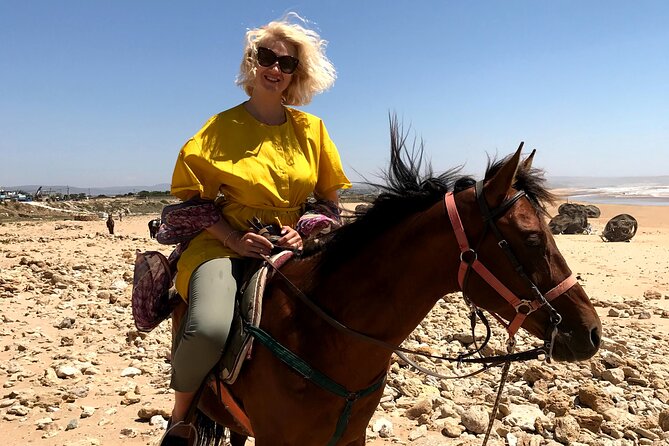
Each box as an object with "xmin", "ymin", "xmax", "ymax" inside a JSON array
[{"xmin": 303, "ymin": 118, "xmax": 554, "ymax": 275}]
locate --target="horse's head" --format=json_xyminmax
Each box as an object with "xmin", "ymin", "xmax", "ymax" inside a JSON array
[{"xmin": 450, "ymin": 145, "xmax": 601, "ymax": 361}]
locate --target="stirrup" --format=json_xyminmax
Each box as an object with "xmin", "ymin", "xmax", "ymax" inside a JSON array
[{"xmin": 158, "ymin": 418, "xmax": 199, "ymax": 446}]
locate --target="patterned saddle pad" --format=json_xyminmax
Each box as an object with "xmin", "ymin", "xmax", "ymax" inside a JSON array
[{"xmin": 219, "ymin": 250, "xmax": 293, "ymax": 383}]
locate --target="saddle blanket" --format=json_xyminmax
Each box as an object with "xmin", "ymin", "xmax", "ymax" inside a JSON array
[{"xmin": 219, "ymin": 250, "xmax": 293, "ymax": 383}]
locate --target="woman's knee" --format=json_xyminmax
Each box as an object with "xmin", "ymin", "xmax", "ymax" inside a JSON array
[{"xmin": 182, "ymin": 316, "xmax": 232, "ymax": 349}]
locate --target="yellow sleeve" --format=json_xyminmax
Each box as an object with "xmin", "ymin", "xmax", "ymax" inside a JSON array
[
  {"xmin": 315, "ymin": 121, "xmax": 352, "ymax": 196},
  {"xmin": 170, "ymin": 138, "xmax": 220, "ymax": 200}
]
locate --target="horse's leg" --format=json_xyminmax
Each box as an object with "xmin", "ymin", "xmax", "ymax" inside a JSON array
[{"xmin": 229, "ymin": 431, "xmax": 247, "ymax": 446}]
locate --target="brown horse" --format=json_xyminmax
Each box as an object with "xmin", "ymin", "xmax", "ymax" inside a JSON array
[{"xmin": 172, "ymin": 122, "xmax": 602, "ymax": 445}]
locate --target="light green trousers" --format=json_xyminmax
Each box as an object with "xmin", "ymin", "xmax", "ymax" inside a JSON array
[{"xmin": 170, "ymin": 258, "xmax": 238, "ymax": 392}]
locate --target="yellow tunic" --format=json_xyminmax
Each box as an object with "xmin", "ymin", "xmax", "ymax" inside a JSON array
[{"xmin": 170, "ymin": 104, "xmax": 351, "ymax": 298}]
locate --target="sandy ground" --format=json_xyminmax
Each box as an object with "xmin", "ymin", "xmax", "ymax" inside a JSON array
[{"xmin": 0, "ymin": 200, "xmax": 668, "ymax": 445}]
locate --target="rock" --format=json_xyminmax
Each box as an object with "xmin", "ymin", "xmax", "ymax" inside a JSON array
[
  {"xmin": 578, "ymin": 384, "xmax": 612, "ymax": 412},
  {"xmin": 150, "ymin": 415, "xmax": 168, "ymax": 428},
  {"xmin": 460, "ymin": 406, "xmax": 489, "ymax": 434},
  {"xmin": 120, "ymin": 367, "xmax": 142, "ymax": 377},
  {"xmin": 554, "ymin": 415, "xmax": 580, "ymax": 444},
  {"xmin": 55, "ymin": 317, "xmax": 76, "ymax": 329},
  {"xmin": 122, "ymin": 392, "xmax": 141, "ymax": 405},
  {"xmin": 545, "ymin": 390, "xmax": 571, "ymax": 416},
  {"xmin": 502, "ymin": 404, "xmax": 546, "ymax": 432},
  {"xmin": 440, "ymin": 417, "xmax": 465, "ymax": 437},
  {"xmin": 137, "ymin": 406, "xmax": 171, "ymax": 420},
  {"xmin": 405, "ymin": 398, "xmax": 432, "ymax": 420},
  {"xmin": 523, "ymin": 365, "xmax": 555, "ymax": 385},
  {"xmin": 407, "ymin": 425, "xmax": 427, "ymax": 441},
  {"xmin": 35, "ymin": 417, "xmax": 54, "ymax": 429},
  {"xmin": 659, "ymin": 409, "xmax": 669, "ymax": 431},
  {"xmin": 372, "ymin": 417, "xmax": 392, "ymax": 433},
  {"xmin": 601, "ymin": 368, "xmax": 625, "ymax": 384},
  {"xmin": 66, "ymin": 419, "xmax": 79, "ymax": 430},
  {"xmin": 81, "ymin": 406, "xmax": 96, "ymax": 418},
  {"xmin": 55, "ymin": 365, "xmax": 81, "ymax": 379},
  {"xmin": 571, "ymin": 408, "xmax": 604, "ymax": 433}
]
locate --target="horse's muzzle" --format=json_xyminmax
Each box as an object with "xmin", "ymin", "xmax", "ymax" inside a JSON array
[{"xmin": 551, "ymin": 322, "xmax": 602, "ymax": 361}]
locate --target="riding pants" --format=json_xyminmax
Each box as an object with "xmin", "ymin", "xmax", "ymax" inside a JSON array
[{"xmin": 170, "ymin": 258, "xmax": 239, "ymax": 392}]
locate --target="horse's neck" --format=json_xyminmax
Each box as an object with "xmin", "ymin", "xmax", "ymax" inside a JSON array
[{"xmin": 318, "ymin": 202, "xmax": 460, "ymax": 349}]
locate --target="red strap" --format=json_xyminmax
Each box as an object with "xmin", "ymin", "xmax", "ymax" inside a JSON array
[
  {"xmin": 545, "ymin": 273, "xmax": 576, "ymax": 301},
  {"xmin": 445, "ymin": 193, "xmax": 469, "ymax": 253}
]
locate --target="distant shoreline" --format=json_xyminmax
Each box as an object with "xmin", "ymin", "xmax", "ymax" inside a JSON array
[{"xmin": 552, "ymin": 188, "xmax": 669, "ymax": 207}]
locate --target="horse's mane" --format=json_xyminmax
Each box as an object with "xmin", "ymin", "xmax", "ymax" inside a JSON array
[{"xmin": 302, "ymin": 118, "xmax": 554, "ymax": 276}]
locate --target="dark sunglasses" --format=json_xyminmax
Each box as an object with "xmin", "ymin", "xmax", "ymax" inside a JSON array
[{"xmin": 256, "ymin": 47, "xmax": 299, "ymax": 74}]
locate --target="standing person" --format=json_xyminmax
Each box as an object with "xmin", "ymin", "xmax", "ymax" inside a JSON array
[
  {"xmin": 161, "ymin": 13, "xmax": 350, "ymax": 445},
  {"xmin": 106, "ymin": 214, "xmax": 114, "ymax": 235}
]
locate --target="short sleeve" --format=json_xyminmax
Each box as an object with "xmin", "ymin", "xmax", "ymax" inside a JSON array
[
  {"xmin": 170, "ymin": 138, "xmax": 220, "ymax": 201},
  {"xmin": 314, "ymin": 121, "xmax": 351, "ymax": 196}
]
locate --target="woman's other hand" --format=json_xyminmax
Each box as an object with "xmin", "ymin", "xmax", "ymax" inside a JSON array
[
  {"xmin": 226, "ymin": 231, "xmax": 275, "ymax": 259},
  {"xmin": 277, "ymin": 226, "xmax": 303, "ymax": 251}
]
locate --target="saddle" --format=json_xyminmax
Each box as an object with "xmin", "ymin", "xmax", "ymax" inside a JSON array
[{"xmin": 219, "ymin": 250, "xmax": 294, "ymax": 383}]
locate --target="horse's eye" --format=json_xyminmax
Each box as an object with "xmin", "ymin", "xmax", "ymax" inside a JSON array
[{"xmin": 526, "ymin": 234, "xmax": 543, "ymax": 247}]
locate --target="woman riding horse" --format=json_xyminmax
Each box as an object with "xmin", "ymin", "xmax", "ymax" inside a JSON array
[
  {"xmin": 169, "ymin": 126, "xmax": 601, "ymax": 445},
  {"xmin": 159, "ymin": 13, "xmax": 350, "ymax": 446}
]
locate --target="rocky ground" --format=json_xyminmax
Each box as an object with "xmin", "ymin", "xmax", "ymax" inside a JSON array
[{"xmin": 0, "ymin": 200, "xmax": 669, "ymax": 445}]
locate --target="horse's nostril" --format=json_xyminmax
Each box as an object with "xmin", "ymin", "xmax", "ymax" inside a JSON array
[{"xmin": 590, "ymin": 326, "xmax": 601, "ymax": 349}]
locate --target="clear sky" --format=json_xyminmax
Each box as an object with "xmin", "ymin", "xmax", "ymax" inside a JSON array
[{"xmin": 1, "ymin": 1, "xmax": 668, "ymax": 188}]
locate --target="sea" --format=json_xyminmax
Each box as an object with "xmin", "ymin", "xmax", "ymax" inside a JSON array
[{"xmin": 548, "ymin": 176, "xmax": 669, "ymax": 206}]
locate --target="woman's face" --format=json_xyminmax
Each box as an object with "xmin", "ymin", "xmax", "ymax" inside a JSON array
[{"xmin": 253, "ymin": 39, "xmax": 298, "ymax": 96}]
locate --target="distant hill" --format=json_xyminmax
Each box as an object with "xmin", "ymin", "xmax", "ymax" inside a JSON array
[
  {"xmin": 5, "ymin": 184, "xmax": 171, "ymax": 196},
  {"xmin": 6, "ymin": 177, "xmax": 669, "ymax": 198}
]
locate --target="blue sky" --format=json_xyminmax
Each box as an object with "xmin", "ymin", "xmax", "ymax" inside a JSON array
[{"xmin": 1, "ymin": 1, "xmax": 668, "ymax": 188}]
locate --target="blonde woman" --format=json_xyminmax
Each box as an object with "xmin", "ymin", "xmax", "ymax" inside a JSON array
[{"xmin": 161, "ymin": 13, "xmax": 350, "ymax": 445}]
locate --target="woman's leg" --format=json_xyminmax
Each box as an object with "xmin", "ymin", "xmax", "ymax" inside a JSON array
[{"xmin": 170, "ymin": 258, "xmax": 237, "ymax": 422}]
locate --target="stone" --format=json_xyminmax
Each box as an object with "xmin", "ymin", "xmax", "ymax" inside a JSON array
[
  {"xmin": 502, "ymin": 404, "xmax": 546, "ymax": 432},
  {"xmin": 601, "ymin": 368, "xmax": 625, "ymax": 384},
  {"xmin": 460, "ymin": 406, "xmax": 489, "ymax": 434},
  {"xmin": 440, "ymin": 418, "xmax": 465, "ymax": 438},
  {"xmin": 55, "ymin": 365, "xmax": 81, "ymax": 379},
  {"xmin": 120, "ymin": 367, "xmax": 142, "ymax": 377},
  {"xmin": 405, "ymin": 398, "xmax": 432, "ymax": 420},
  {"xmin": 554, "ymin": 415, "xmax": 580, "ymax": 443},
  {"xmin": 660, "ymin": 409, "xmax": 669, "ymax": 431},
  {"xmin": 578, "ymin": 384, "xmax": 612, "ymax": 412}
]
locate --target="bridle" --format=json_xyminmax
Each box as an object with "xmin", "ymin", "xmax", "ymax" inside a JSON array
[
  {"xmin": 444, "ymin": 180, "xmax": 577, "ymax": 445},
  {"xmin": 445, "ymin": 180, "xmax": 576, "ymax": 357}
]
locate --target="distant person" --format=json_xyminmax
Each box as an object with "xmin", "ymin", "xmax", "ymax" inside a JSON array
[
  {"xmin": 106, "ymin": 214, "xmax": 114, "ymax": 235},
  {"xmin": 148, "ymin": 218, "xmax": 160, "ymax": 238},
  {"xmin": 160, "ymin": 13, "xmax": 350, "ymax": 445}
]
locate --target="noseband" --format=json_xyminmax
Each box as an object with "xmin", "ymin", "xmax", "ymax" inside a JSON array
[{"xmin": 445, "ymin": 181, "xmax": 576, "ymax": 358}]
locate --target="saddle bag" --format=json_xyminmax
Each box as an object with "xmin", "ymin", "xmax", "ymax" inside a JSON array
[{"xmin": 131, "ymin": 249, "xmax": 182, "ymax": 332}]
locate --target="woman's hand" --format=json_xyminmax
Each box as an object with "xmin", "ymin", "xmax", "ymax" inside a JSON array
[
  {"xmin": 276, "ymin": 226, "xmax": 303, "ymax": 251},
  {"xmin": 225, "ymin": 231, "xmax": 274, "ymax": 259}
]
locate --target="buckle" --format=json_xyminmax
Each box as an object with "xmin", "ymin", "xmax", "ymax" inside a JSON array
[
  {"xmin": 460, "ymin": 249, "xmax": 477, "ymax": 265},
  {"xmin": 514, "ymin": 300, "xmax": 535, "ymax": 315}
]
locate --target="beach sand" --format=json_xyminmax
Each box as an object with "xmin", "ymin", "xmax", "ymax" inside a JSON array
[{"xmin": 0, "ymin": 199, "xmax": 668, "ymax": 445}]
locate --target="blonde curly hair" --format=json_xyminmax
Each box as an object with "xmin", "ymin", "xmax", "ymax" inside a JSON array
[{"xmin": 236, "ymin": 13, "xmax": 336, "ymax": 106}]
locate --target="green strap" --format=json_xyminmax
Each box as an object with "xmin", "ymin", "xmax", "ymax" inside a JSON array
[{"xmin": 244, "ymin": 323, "xmax": 386, "ymax": 445}]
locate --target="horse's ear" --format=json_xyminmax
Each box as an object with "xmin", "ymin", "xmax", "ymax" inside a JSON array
[
  {"xmin": 521, "ymin": 148, "xmax": 536, "ymax": 171},
  {"xmin": 483, "ymin": 142, "xmax": 523, "ymax": 206}
]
